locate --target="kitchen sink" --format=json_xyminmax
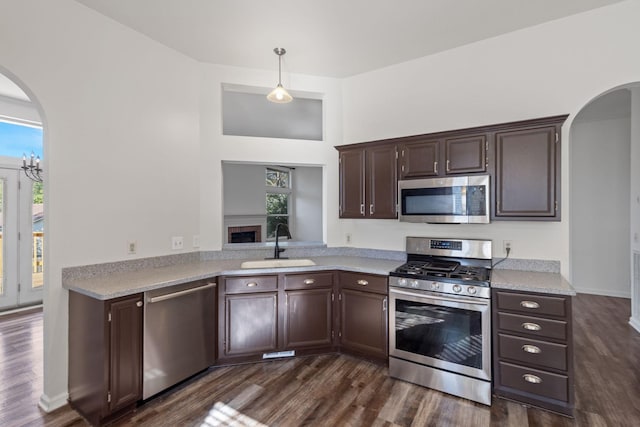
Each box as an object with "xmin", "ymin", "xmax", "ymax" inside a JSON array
[{"xmin": 240, "ymin": 259, "xmax": 316, "ymax": 269}]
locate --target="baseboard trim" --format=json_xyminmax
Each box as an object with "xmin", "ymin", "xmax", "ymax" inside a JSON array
[
  {"xmin": 575, "ymin": 288, "xmax": 631, "ymax": 299},
  {"xmin": 629, "ymin": 317, "xmax": 640, "ymax": 334},
  {"xmin": 39, "ymin": 391, "xmax": 69, "ymax": 413}
]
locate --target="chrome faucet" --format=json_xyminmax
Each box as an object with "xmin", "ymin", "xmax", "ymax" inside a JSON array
[{"xmin": 271, "ymin": 223, "xmax": 292, "ymax": 259}]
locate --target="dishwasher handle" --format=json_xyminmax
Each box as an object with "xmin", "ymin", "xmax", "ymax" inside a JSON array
[{"xmin": 147, "ymin": 282, "xmax": 216, "ymax": 304}]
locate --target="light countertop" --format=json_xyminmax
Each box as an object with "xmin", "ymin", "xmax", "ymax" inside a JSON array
[
  {"xmin": 491, "ymin": 269, "xmax": 576, "ymax": 296},
  {"xmin": 63, "ymin": 256, "xmax": 405, "ymax": 300}
]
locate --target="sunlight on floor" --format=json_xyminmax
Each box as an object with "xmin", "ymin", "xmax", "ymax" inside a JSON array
[{"xmin": 200, "ymin": 402, "xmax": 268, "ymax": 427}]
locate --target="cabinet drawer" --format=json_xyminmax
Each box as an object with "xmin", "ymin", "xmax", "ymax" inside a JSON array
[
  {"xmin": 498, "ymin": 333, "xmax": 567, "ymax": 371},
  {"xmin": 284, "ymin": 272, "xmax": 334, "ymax": 290},
  {"xmin": 339, "ymin": 272, "xmax": 387, "ymax": 294},
  {"xmin": 498, "ymin": 361, "xmax": 569, "ymax": 402},
  {"xmin": 496, "ymin": 291, "xmax": 567, "ymax": 317},
  {"xmin": 224, "ymin": 275, "xmax": 278, "ymax": 294},
  {"xmin": 497, "ymin": 312, "xmax": 567, "ymax": 341}
]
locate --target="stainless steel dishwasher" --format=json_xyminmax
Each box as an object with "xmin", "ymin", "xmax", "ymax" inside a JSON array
[{"xmin": 143, "ymin": 280, "xmax": 216, "ymax": 400}]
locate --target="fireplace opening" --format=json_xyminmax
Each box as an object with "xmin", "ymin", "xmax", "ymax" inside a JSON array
[{"xmin": 228, "ymin": 225, "xmax": 262, "ymax": 244}]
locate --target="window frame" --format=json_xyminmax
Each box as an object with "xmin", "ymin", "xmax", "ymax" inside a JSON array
[{"xmin": 265, "ymin": 167, "xmax": 293, "ymax": 240}]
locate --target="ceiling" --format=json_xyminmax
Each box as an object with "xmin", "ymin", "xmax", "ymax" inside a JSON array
[
  {"xmin": 0, "ymin": 0, "xmax": 626, "ymax": 100},
  {"xmin": 73, "ymin": 0, "xmax": 624, "ymax": 78}
]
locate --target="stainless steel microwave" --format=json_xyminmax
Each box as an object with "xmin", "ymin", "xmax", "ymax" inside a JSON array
[{"xmin": 398, "ymin": 175, "xmax": 490, "ymax": 224}]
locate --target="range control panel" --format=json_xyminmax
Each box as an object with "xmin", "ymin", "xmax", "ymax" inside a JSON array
[{"xmin": 430, "ymin": 240, "xmax": 463, "ymax": 251}]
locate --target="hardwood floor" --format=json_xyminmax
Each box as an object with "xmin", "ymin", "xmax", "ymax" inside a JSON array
[{"xmin": 2, "ymin": 294, "xmax": 640, "ymax": 426}]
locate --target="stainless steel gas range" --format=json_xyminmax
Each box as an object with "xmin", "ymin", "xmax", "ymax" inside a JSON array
[{"xmin": 388, "ymin": 237, "xmax": 492, "ymax": 405}]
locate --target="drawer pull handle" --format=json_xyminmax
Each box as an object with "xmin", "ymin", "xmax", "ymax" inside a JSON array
[
  {"xmin": 520, "ymin": 300, "xmax": 540, "ymax": 309},
  {"xmin": 246, "ymin": 282, "xmax": 258, "ymax": 287},
  {"xmin": 522, "ymin": 344, "xmax": 541, "ymax": 354},
  {"xmin": 523, "ymin": 374, "xmax": 543, "ymax": 384},
  {"xmin": 357, "ymin": 279, "xmax": 369, "ymax": 286},
  {"xmin": 136, "ymin": 301, "xmax": 143, "ymax": 308},
  {"xmin": 522, "ymin": 322, "xmax": 541, "ymax": 331},
  {"xmin": 303, "ymin": 279, "xmax": 315, "ymax": 285}
]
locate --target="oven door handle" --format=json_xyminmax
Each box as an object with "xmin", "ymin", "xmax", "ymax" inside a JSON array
[{"xmin": 390, "ymin": 287, "xmax": 489, "ymax": 306}]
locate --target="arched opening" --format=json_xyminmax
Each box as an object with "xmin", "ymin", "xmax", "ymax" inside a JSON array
[
  {"xmin": 0, "ymin": 66, "xmax": 50, "ymax": 417},
  {"xmin": 0, "ymin": 71, "xmax": 45, "ymax": 311},
  {"xmin": 569, "ymin": 83, "xmax": 640, "ymax": 327}
]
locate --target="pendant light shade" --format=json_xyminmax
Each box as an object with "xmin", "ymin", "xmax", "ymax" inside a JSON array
[{"xmin": 267, "ymin": 47, "xmax": 293, "ymax": 103}]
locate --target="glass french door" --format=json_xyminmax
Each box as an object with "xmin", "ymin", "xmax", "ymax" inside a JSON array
[{"xmin": 0, "ymin": 167, "xmax": 42, "ymax": 310}]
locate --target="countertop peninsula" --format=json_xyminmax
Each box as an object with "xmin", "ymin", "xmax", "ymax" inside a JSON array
[{"xmin": 63, "ymin": 256, "xmax": 405, "ymax": 300}]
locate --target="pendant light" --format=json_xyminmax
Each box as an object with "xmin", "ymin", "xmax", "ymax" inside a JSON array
[{"xmin": 267, "ymin": 47, "xmax": 293, "ymax": 103}]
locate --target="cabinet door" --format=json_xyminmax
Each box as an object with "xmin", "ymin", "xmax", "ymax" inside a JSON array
[
  {"xmin": 495, "ymin": 126, "xmax": 559, "ymax": 219},
  {"xmin": 398, "ymin": 139, "xmax": 440, "ymax": 179},
  {"xmin": 284, "ymin": 288, "xmax": 333, "ymax": 349},
  {"xmin": 339, "ymin": 148, "xmax": 365, "ymax": 218},
  {"xmin": 108, "ymin": 295, "xmax": 143, "ymax": 412},
  {"xmin": 366, "ymin": 144, "xmax": 397, "ymax": 218},
  {"xmin": 444, "ymin": 134, "xmax": 487, "ymax": 174},
  {"xmin": 340, "ymin": 289, "xmax": 387, "ymax": 359},
  {"xmin": 224, "ymin": 292, "xmax": 278, "ymax": 355}
]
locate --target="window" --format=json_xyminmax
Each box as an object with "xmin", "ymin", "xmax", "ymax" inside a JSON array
[{"xmin": 266, "ymin": 168, "xmax": 291, "ymax": 239}]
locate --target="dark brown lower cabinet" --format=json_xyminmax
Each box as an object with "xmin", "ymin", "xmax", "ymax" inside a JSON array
[
  {"xmin": 492, "ymin": 289, "xmax": 574, "ymax": 416},
  {"xmin": 338, "ymin": 272, "xmax": 388, "ymax": 362},
  {"xmin": 283, "ymin": 271, "xmax": 335, "ymax": 350},
  {"xmin": 219, "ymin": 275, "xmax": 279, "ymax": 360},
  {"xmin": 68, "ymin": 291, "xmax": 143, "ymax": 426}
]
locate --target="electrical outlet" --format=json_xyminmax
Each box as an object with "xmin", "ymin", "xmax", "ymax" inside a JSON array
[
  {"xmin": 345, "ymin": 233, "xmax": 352, "ymax": 244},
  {"xmin": 127, "ymin": 241, "xmax": 137, "ymax": 254},
  {"xmin": 193, "ymin": 235, "xmax": 200, "ymax": 248},
  {"xmin": 503, "ymin": 240, "xmax": 512, "ymax": 254},
  {"xmin": 171, "ymin": 236, "xmax": 184, "ymax": 250}
]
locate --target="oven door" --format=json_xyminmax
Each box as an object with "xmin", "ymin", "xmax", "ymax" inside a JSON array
[{"xmin": 389, "ymin": 287, "xmax": 491, "ymax": 381}]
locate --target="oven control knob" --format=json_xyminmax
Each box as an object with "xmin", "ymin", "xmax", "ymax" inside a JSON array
[
  {"xmin": 467, "ymin": 286, "xmax": 477, "ymax": 295},
  {"xmin": 452, "ymin": 285, "xmax": 462, "ymax": 293},
  {"xmin": 410, "ymin": 280, "xmax": 419, "ymax": 288},
  {"xmin": 430, "ymin": 282, "xmax": 440, "ymax": 291},
  {"xmin": 398, "ymin": 278, "xmax": 407, "ymax": 286}
]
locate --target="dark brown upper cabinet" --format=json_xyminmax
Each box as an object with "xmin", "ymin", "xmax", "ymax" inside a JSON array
[
  {"xmin": 398, "ymin": 138, "xmax": 440, "ymax": 178},
  {"xmin": 444, "ymin": 134, "xmax": 487, "ymax": 174},
  {"xmin": 338, "ymin": 143, "xmax": 397, "ymax": 219},
  {"xmin": 493, "ymin": 115, "xmax": 567, "ymax": 221},
  {"xmin": 397, "ymin": 134, "xmax": 487, "ymax": 179}
]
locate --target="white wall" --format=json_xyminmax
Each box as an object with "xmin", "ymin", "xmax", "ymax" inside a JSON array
[
  {"xmin": 294, "ymin": 166, "xmax": 323, "ymax": 242},
  {"xmin": 0, "ymin": 0, "xmax": 201, "ymax": 410},
  {"xmin": 222, "ymin": 163, "xmax": 267, "ymax": 215},
  {"xmin": 341, "ymin": 0, "xmax": 640, "ymax": 275},
  {"xmin": 571, "ymin": 107, "xmax": 630, "ymax": 297}
]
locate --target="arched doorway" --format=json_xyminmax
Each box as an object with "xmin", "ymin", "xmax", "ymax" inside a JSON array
[
  {"xmin": 569, "ymin": 83, "xmax": 640, "ymax": 329},
  {"xmin": 0, "ymin": 72, "xmax": 45, "ymax": 311}
]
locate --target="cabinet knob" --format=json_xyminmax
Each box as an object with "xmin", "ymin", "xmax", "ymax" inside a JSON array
[
  {"xmin": 522, "ymin": 322, "xmax": 542, "ymax": 331},
  {"xmin": 303, "ymin": 279, "xmax": 315, "ymax": 285},
  {"xmin": 357, "ymin": 279, "xmax": 369, "ymax": 286},
  {"xmin": 522, "ymin": 344, "xmax": 541, "ymax": 354},
  {"xmin": 523, "ymin": 374, "xmax": 543, "ymax": 384},
  {"xmin": 136, "ymin": 301, "xmax": 143, "ymax": 307},
  {"xmin": 520, "ymin": 300, "xmax": 540, "ymax": 309},
  {"xmin": 246, "ymin": 282, "xmax": 258, "ymax": 287}
]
